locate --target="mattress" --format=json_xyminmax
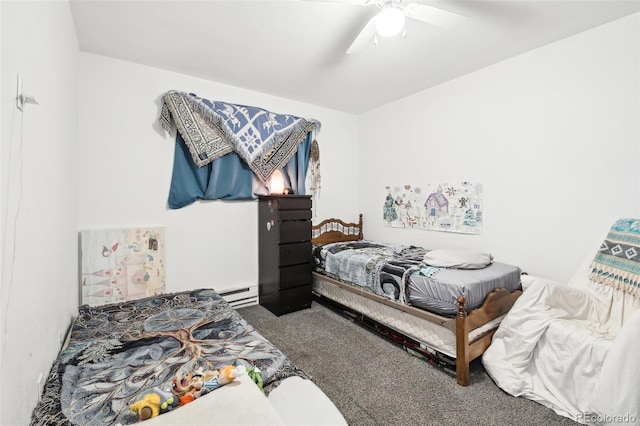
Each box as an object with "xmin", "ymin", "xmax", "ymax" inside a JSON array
[
  {"xmin": 312, "ymin": 275, "xmax": 505, "ymax": 359},
  {"xmin": 407, "ymin": 262, "xmax": 522, "ymax": 316},
  {"xmin": 313, "ymin": 240, "xmax": 522, "ymax": 316},
  {"xmin": 31, "ymin": 289, "xmax": 309, "ymax": 426}
]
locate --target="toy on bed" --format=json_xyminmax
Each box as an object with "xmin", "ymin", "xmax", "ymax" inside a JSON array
[
  {"xmin": 131, "ymin": 365, "xmax": 250, "ymax": 421},
  {"xmin": 246, "ymin": 366, "xmax": 264, "ymax": 391},
  {"xmin": 204, "ymin": 365, "xmax": 247, "ymax": 391},
  {"xmin": 171, "ymin": 365, "xmax": 247, "ymax": 406},
  {"xmin": 130, "ymin": 388, "xmax": 176, "ymax": 421}
]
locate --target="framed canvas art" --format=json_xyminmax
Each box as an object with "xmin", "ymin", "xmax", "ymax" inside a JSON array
[
  {"xmin": 80, "ymin": 227, "xmax": 166, "ymax": 306},
  {"xmin": 383, "ymin": 182, "xmax": 483, "ymax": 234}
]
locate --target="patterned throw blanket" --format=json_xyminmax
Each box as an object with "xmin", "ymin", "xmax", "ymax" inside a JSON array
[
  {"xmin": 31, "ymin": 289, "xmax": 309, "ymax": 426},
  {"xmin": 160, "ymin": 91, "xmax": 320, "ymax": 184},
  {"xmin": 313, "ymin": 241, "xmax": 428, "ymax": 303},
  {"xmin": 589, "ymin": 218, "xmax": 640, "ymax": 298}
]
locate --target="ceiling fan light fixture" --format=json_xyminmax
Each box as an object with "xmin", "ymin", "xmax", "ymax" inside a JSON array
[{"xmin": 375, "ymin": 6, "xmax": 405, "ymax": 37}]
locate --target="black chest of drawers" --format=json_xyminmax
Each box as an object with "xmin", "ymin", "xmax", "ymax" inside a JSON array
[{"xmin": 258, "ymin": 195, "xmax": 312, "ymax": 316}]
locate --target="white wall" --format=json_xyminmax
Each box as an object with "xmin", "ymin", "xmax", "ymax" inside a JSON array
[
  {"xmin": 77, "ymin": 53, "xmax": 359, "ymax": 294},
  {"xmin": 0, "ymin": 2, "xmax": 79, "ymax": 425},
  {"xmin": 359, "ymin": 13, "xmax": 640, "ymax": 282}
]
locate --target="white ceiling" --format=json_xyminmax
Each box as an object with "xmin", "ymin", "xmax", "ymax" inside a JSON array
[{"xmin": 69, "ymin": 0, "xmax": 640, "ymax": 114}]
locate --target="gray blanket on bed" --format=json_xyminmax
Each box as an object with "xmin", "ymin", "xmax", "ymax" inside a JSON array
[{"xmin": 408, "ymin": 262, "xmax": 522, "ymax": 316}]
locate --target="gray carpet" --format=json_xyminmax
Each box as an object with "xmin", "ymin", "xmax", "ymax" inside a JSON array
[{"xmin": 238, "ymin": 300, "xmax": 578, "ymax": 426}]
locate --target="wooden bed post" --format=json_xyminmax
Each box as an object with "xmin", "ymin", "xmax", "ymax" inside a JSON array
[
  {"xmin": 357, "ymin": 214, "xmax": 363, "ymax": 240},
  {"xmin": 455, "ymin": 296, "xmax": 470, "ymax": 386}
]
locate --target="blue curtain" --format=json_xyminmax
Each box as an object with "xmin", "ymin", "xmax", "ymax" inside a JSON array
[{"xmin": 168, "ymin": 132, "xmax": 312, "ymax": 209}]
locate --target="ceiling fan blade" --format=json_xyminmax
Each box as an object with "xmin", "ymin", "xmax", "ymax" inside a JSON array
[
  {"xmin": 206, "ymin": 0, "xmax": 365, "ymax": 3},
  {"xmin": 309, "ymin": 0, "xmax": 365, "ymax": 3},
  {"xmin": 403, "ymin": 3, "xmax": 467, "ymax": 29},
  {"xmin": 346, "ymin": 16, "xmax": 376, "ymax": 55}
]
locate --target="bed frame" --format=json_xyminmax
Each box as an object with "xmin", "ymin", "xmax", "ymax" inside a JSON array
[{"xmin": 311, "ymin": 214, "xmax": 522, "ymax": 386}]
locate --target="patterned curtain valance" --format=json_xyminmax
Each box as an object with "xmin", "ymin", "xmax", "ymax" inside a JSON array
[{"xmin": 160, "ymin": 90, "xmax": 321, "ymax": 184}]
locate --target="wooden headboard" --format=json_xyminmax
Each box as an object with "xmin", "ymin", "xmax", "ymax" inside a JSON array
[{"xmin": 311, "ymin": 214, "xmax": 363, "ymax": 245}]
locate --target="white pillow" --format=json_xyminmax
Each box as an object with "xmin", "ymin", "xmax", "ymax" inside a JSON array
[{"xmin": 423, "ymin": 249, "xmax": 493, "ymax": 269}]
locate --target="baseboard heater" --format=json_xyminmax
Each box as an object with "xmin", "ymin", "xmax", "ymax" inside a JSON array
[{"xmin": 219, "ymin": 285, "xmax": 259, "ymax": 308}]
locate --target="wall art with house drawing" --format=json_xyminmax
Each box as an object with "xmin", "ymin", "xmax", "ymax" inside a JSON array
[{"xmin": 383, "ymin": 182, "xmax": 482, "ymax": 234}]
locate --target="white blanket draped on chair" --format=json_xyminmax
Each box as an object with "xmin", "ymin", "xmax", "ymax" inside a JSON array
[{"xmin": 483, "ymin": 218, "xmax": 640, "ymax": 426}]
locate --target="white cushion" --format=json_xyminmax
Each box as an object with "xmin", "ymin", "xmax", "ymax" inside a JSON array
[
  {"xmin": 520, "ymin": 274, "xmax": 564, "ymax": 291},
  {"xmin": 268, "ymin": 377, "xmax": 347, "ymax": 425},
  {"xmin": 423, "ymin": 249, "xmax": 493, "ymax": 269}
]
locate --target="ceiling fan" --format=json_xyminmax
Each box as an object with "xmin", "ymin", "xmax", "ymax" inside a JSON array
[
  {"xmin": 343, "ymin": 0, "xmax": 467, "ymax": 54},
  {"xmin": 208, "ymin": 0, "xmax": 467, "ymax": 55}
]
